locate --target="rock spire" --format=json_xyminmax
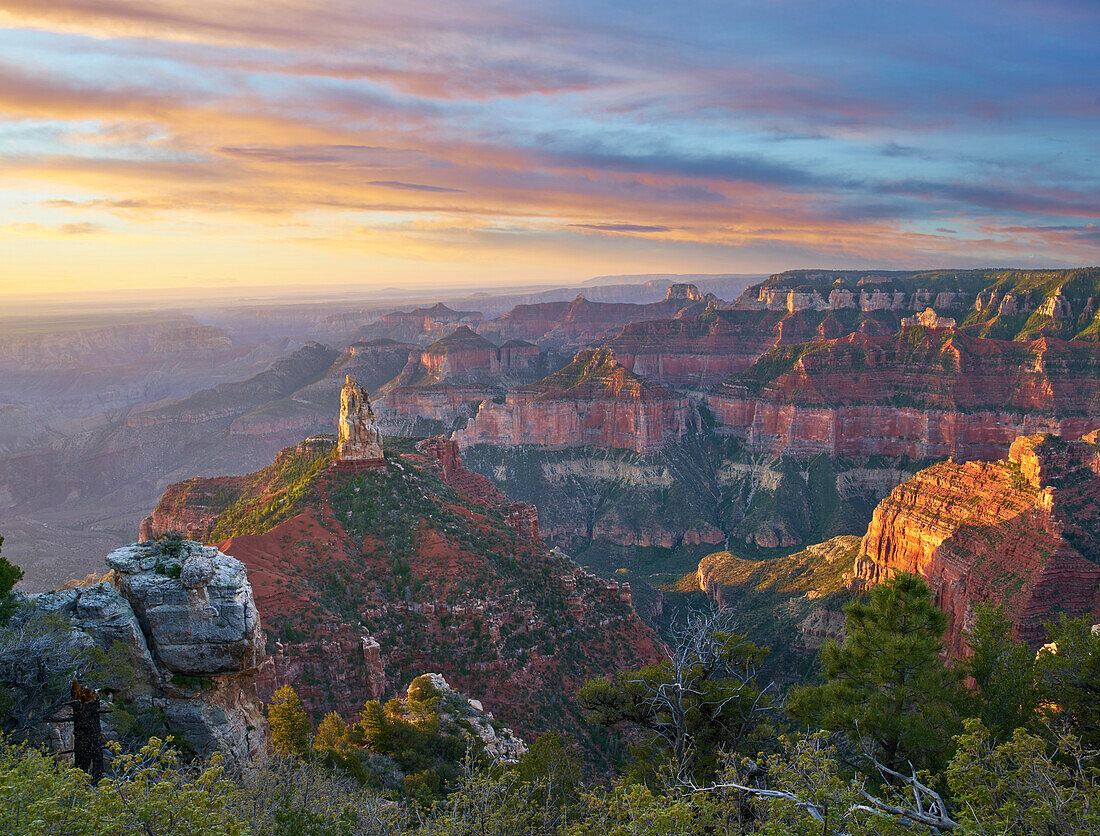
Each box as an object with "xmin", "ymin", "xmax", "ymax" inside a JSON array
[{"xmin": 337, "ymin": 374, "xmax": 384, "ymax": 465}]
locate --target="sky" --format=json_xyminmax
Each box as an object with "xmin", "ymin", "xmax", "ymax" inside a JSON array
[{"xmin": 1, "ymin": 0, "xmax": 1098, "ymax": 297}]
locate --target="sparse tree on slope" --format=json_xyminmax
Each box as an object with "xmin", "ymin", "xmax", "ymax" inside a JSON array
[{"xmin": 269, "ymin": 685, "xmax": 312, "ymax": 757}]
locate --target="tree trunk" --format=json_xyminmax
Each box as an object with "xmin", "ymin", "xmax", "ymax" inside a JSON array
[{"xmin": 71, "ymin": 680, "xmax": 103, "ymax": 783}]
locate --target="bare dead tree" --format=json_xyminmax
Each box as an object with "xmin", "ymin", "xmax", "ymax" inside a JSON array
[
  {"xmin": 688, "ymin": 735, "xmax": 960, "ymax": 835},
  {"xmin": 0, "ymin": 611, "xmax": 91, "ymax": 741},
  {"xmin": 622, "ymin": 608, "xmax": 776, "ymax": 785}
]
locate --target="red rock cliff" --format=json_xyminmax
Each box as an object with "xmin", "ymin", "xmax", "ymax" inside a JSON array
[
  {"xmin": 453, "ymin": 348, "xmax": 693, "ymax": 453},
  {"xmin": 854, "ymin": 431, "xmax": 1100, "ymax": 656},
  {"xmin": 708, "ymin": 331, "xmax": 1100, "ymax": 461}
]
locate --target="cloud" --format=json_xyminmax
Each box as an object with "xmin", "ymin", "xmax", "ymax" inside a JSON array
[
  {"xmin": 369, "ymin": 181, "xmax": 464, "ymax": 193},
  {"xmin": 58, "ymin": 222, "xmax": 102, "ymax": 235},
  {"xmin": 569, "ymin": 223, "xmax": 671, "ymax": 233},
  {"xmin": 881, "ymin": 180, "xmax": 1100, "ymax": 218},
  {"xmin": 1, "ymin": 0, "xmax": 1099, "ymax": 285}
]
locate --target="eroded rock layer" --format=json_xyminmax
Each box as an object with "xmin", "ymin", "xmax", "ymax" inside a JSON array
[
  {"xmin": 854, "ymin": 431, "xmax": 1100, "ymax": 655},
  {"xmin": 708, "ymin": 331, "xmax": 1100, "ymax": 460},
  {"xmin": 453, "ymin": 348, "xmax": 693, "ymax": 453}
]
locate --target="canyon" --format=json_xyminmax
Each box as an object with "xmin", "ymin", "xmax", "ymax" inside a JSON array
[
  {"xmin": 140, "ymin": 433, "xmax": 659, "ymax": 754},
  {"xmin": 5, "ymin": 268, "xmax": 1098, "ymax": 601}
]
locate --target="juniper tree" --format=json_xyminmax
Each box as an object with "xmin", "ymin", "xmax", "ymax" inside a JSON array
[{"xmin": 577, "ymin": 609, "xmax": 774, "ymax": 784}]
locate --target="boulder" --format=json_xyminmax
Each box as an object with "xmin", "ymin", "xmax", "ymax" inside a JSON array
[{"xmin": 29, "ymin": 540, "xmax": 269, "ymax": 764}]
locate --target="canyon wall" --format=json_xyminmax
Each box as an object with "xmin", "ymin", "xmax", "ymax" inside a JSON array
[
  {"xmin": 453, "ymin": 348, "xmax": 693, "ymax": 454},
  {"xmin": 708, "ymin": 331, "xmax": 1100, "ymax": 461},
  {"xmin": 854, "ymin": 431, "xmax": 1100, "ymax": 655}
]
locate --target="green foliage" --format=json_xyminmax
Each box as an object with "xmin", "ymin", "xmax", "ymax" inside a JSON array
[
  {"xmin": 1035, "ymin": 615, "xmax": 1100, "ymax": 749},
  {"xmin": 152, "ymin": 532, "xmax": 185, "ymax": 559},
  {"xmin": 512, "ymin": 733, "xmax": 581, "ymax": 810},
  {"xmin": 787, "ymin": 572, "xmax": 963, "ymax": 771},
  {"xmin": 406, "ymin": 674, "xmax": 442, "ymax": 711},
  {"xmin": 564, "ymin": 781, "xmax": 728, "ymax": 836},
  {"xmin": 208, "ymin": 446, "xmax": 335, "ymax": 540},
  {"xmin": 0, "ymin": 536, "xmax": 24, "ymax": 627},
  {"xmin": 414, "ymin": 757, "xmax": 542, "ymax": 836},
  {"xmin": 0, "ymin": 736, "xmax": 247, "ymax": 835},
  {"xmin": 578, "ymin": 613, "xmax": 773, "ymax": 783},
  {"xmin": 947, "ymin": 720, "xmax": 1100, "ymax": 835},
  {"xmin": 962, "ymin": 602, "xmax": 1039, "ymax": 742},
  {"xmin": 270, "ymin": 685, "xmax": 312, "ymax": 757},
  {"xmin": 742, "ymin": 343, "xmax": 823, "ymax": 393},
  {"xmin": 747, "ymin": 733, "xmax": 909, "ymax": 836},
  {"xmin": 229, "ymin": 754, "xmax": 405, "ymax": 835},
  {"xmin": 355, "ymin": 696, "xmax": 467, "ymax": 799}
]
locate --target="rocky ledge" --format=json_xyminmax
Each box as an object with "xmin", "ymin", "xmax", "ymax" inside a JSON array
[
  {"xmin": 412, "ymin": 673, "xmax": 527, "ymax": 763},
  {"xmin": 30, "ymin": 538, "xmax": 268, "ymax": 763}
]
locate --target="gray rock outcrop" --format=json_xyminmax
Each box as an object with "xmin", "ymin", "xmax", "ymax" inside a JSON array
[
  {"xmin": 31, "ymin": 539, "xmax": 268, "ymax": 764},
  {"xmin": 413, "ymin": 673, "xmax": 527, "ymax": 763}
]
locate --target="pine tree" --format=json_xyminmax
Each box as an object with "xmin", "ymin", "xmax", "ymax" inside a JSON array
[
  {"xmin": 787, "ymin": 572, "xmax": 962, "ymax": 771},
  {"xmin": 312, "ymin": 711, "xmax": 349, "ymax": 755},
  {"xmin": 0, "ymin": 537, "xmax": 24, "ymax": 627},
  {"xmin": 358, "ymin": 699, "xmax": 389, "ymax": 751},
  {"xmin": 268, "ymin": 685, "xmax": 311, "ymax": 756},
  {"xmin": 963, "ymin": 602, "xmax": 1038, "ymax": 741}
]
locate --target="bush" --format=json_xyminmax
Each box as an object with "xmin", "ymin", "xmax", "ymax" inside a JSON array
[{"xmin": 0, "ymin": 736, "xmax": 246, "ymax": 835}]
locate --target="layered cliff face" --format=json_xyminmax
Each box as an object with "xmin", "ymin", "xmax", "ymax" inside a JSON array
[
  {"xmin": 854, "ymin": 431, "xmax": 1100, "ymax": 655},
  {"xmin": 604, "ymin": 309, "xmax": 780, "ymax": 387},
  {"xmin": 384, "ymin": 326, "xmax": 498, "ymax": 385},
  {"xmin": 453, "ymin": 348, "xmax": 693, "ymax": 454},
  {"xmin": 376, "ymin": 328, "xmax": 548, "ymax": 429},
  {"xmin": 736, "ymin": 268, "xmax": 1100, "ymax": 342},
  {"xmin": 708, "ymin": 330, "xmax": 1100, "ymax": 461},
  {"xmin": 31, "ymin": 539, "xmax": 268, "ymax": 763},
  {"xmin": 354, "ymin": 303, "xmax": 483, "ymax": 345},
  {"xmin": 478, "ymin": 286, "xmax": 713, "ymax": 348},
  {"xmin": 143, "ymin": 437, "xmax": 658, "ymax": 752}
]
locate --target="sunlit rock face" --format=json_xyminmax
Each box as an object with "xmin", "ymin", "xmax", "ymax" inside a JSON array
[
  {"xmin": 453, "ymin": 348, "xmax": 693, "ymax": 454},
  {"xmin": 854, "ymin": 430, "xmax": 1100, "ymax": 656},
  {"xmin": 337, "ymin": 374, "xmax": 384, "ymax": 464}
]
